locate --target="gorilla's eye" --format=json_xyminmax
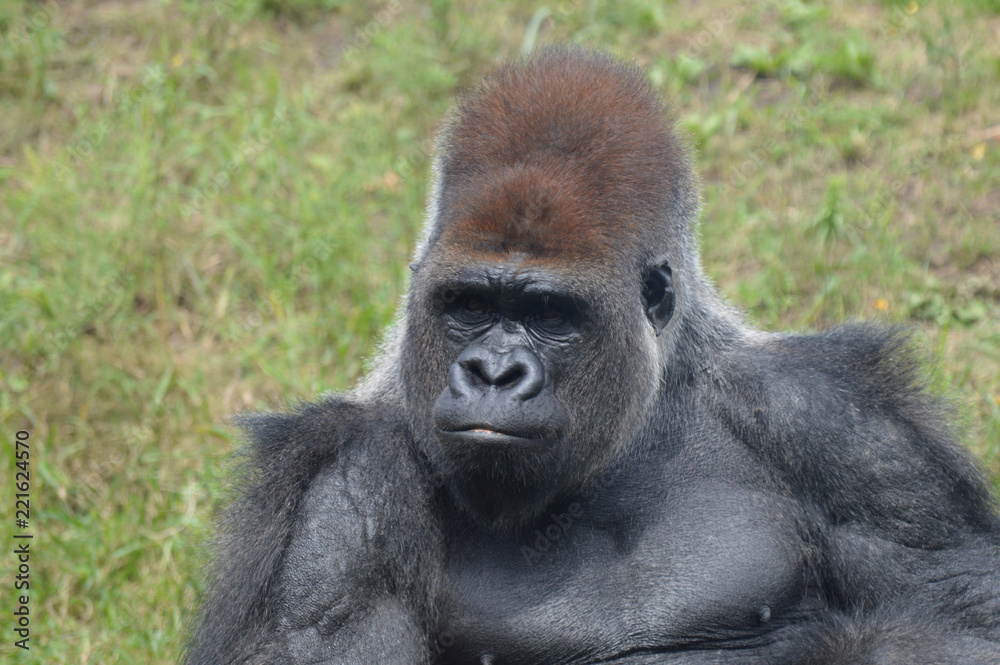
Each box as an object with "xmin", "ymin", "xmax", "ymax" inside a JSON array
[
  {"xmin": 464, "ymin": 297, "xmax": 491, "ymax": 315},
  {"xmin": 533, "ymin": 296, "xmax": 568, "ymax": 326},
  {"xmin": 538, "ymin": 305, "xmax": 562, "ymax": 322}
]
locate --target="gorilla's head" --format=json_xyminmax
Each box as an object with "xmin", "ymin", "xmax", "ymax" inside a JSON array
[{"xmin": 399, "ymin": 47, "xmax": 699, "ymax": 529}]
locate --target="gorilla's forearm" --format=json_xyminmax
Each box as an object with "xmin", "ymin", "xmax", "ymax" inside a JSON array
[
  {"xmin": 250, "ymin": 600, "xmax": 431, "ymax": 665},
  {"xmin": 588, "ymin": 615, "xmax": 1000, "ymax": 665}
]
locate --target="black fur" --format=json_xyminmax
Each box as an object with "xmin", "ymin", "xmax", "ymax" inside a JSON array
[{"xmin": 185, "ymin": 47, "xmax": 1000, "ymax": 665}]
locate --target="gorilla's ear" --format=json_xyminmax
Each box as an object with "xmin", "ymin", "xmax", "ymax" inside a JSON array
[{"xmin": 642, "ymin": 257, "xmax": 675, "ymax": 336}]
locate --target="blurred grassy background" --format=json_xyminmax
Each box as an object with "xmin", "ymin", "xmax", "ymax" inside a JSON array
[{"xmin": 0, "ymin": 0, "xmax": 998, "ymax": 662}]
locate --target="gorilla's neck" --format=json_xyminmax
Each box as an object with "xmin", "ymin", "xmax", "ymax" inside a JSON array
[{"xmin": 658, "ymin": 281, "xmax": 746, "ymax": 392}]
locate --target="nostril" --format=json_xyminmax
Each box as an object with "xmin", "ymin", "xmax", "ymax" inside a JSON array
[
  {"xmin": 501, "ymin": 349, "xmax": 544, "ymax": 401},
  {"xmin": 493, "ymin": 363, "xmax": 526, "ymax": 389},
  {"xmin": 459, "ymin": 356, "xmax": 490, "ymax": 386}
]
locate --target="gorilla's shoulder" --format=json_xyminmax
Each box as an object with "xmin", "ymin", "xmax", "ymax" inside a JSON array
[
  {"xmin": 232, "ymin": 393, "xmax": 412, "ymax": 486},
  {"xmin": 725, "ymin": 323, "xmax": 944, "ymax": 428},
  {"xmin": 759, "ymin": 323, "xmax": 930, "ymax": 404},
  {"xmin": 716, "ymin": 323, "xmax": 931, "ymax": 424},
  {"xmin": 186, "ymin": 396, "xmax": 433, "ymax": 665},
  {"xmin": 715, "ymin": 323, "xmax": 999, "ymax": 545}
]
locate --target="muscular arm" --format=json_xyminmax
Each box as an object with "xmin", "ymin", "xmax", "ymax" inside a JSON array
[
  {"xmin": 263, "ymin": 456, "xmax": 441, "ymax": 664},
  {"xmin": 587, "ymin": 618, "xmax": 1000, "ymax": 665},
  {"xmin": 183, "ymin": 398, "xmax": 441, "ymax": 665}
]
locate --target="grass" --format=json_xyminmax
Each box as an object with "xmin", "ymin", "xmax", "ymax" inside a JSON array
[{"xmin": 0, "ymin": 1, "xmax": 998, "ymax": 662}]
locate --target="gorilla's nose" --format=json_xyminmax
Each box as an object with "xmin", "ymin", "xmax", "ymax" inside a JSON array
[{"xmin": 453, "ymin": 346, "xmax": 544, "ymax": 401}]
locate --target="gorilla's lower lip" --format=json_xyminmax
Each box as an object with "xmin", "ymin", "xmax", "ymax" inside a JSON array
[{"xmin": 437, "ymin": 427, "xmax": 544, "ymax": 445}]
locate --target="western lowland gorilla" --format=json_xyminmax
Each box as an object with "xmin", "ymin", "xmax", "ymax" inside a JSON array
[{"xmin": 185, "ymin": 47, "xmax": 1000, "ymax": 664}]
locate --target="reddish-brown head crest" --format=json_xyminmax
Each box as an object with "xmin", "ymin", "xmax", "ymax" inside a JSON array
[{"xmin": 427, "ymin": 46, "xmax": 696, "ymax": 269}]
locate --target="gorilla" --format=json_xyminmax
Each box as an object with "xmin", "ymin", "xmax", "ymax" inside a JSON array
[{"xmin": 185, "ymin": 47, "xmax": 1000, "ymax": 664}]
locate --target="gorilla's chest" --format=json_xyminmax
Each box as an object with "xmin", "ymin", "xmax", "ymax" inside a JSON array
[{"xmin": 439, "ymin": 483, "xmax": 810, "ymax": 664}]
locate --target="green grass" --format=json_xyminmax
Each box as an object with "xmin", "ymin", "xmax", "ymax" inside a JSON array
[{"xmin": 1, "ymin": 1, "xmax": 998, "ymax": 662}]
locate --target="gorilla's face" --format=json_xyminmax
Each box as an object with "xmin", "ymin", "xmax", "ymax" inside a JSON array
[{"xmin": 403, "ymin": 253, "xmax": 670, "ymax": 526}]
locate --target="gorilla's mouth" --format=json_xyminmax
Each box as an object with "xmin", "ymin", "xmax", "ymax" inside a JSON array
[
  {"xmin": 437, "ymin": 426, "xmax": 546, "ymax": 446},
  {"xmin": 432, "ymin": 382, "xmax": 564, "ymax": 447}
]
